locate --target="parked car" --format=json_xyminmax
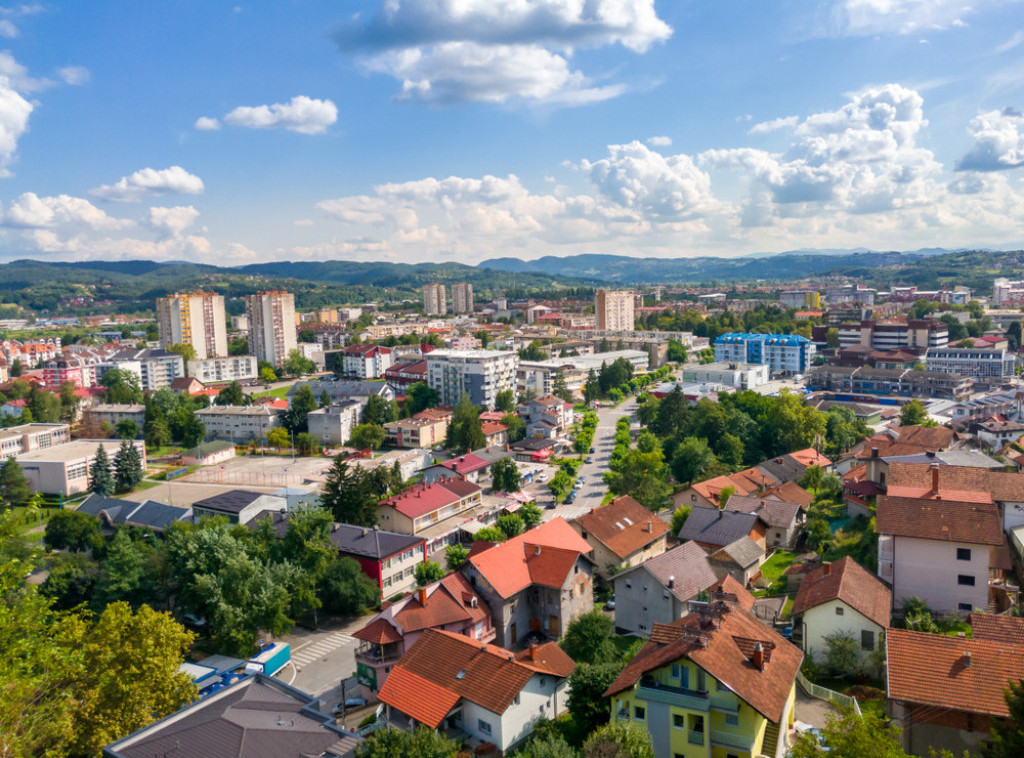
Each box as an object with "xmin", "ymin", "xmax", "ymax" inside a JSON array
[
  {"xmin": 538, "ymin": 473, "xmax": 549, "ymax": 483},
  {"xmin": 585, "ymin": 456, "xmax": 593, "ymax": 464},
  {"xmin": 604, "ymin": 595, "xmax": 616, "ymax": 610}
]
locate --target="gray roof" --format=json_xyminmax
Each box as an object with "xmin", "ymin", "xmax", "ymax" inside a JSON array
[
  {"xmin": 677, "ymin": 506, "xmax": 758, "ymax": 549},
  {"xmin": 756, "ymin": 455, "xmax": 806, "ymax": 484},
  {"xmin": 252, "ymin": 511, "xmax": 423, "ymax": 560},
  {"xmin": 724, "ymin": 495, "xmax": 800, "ymax": 529},
  {"xmin": 193, "ymin": 490, "xmax": 267, "ymax": 514},
  {"xmin": 77, "ymin": 494, "xmax": 190, "ymax": 530},
  {"xmin": 289, "ymin": 380, "xmax": 392, "ymax": 400},
  {"xmin": 619, "ymin": 541, "xmax": 717, "ymax": 603},
  {"xmin": 882, "ymin": 450, "xmax": 1004, "ymax": 469},
  {"xmin": 711, "ymin": 536, "xmax": 765, "ymax": 569},
  {"xmin": 102, "ymin": 674, "xmax": 359, "ymax": 758}
]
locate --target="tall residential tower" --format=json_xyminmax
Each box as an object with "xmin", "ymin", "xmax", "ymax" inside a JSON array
[
  {"xmin": 423, "ymin": 284, "xmax": 447, "ymax": 315},
  {"xmin": 595, "ymin": 289, "xmax": 635, "ymax": 331},
  {"xmin": 451, "ymin": 283, "xmax": 474, "ymax": 314},
  {"xmin": 156, "ymin": 292, "xmax": 227, "ymax": 360},
  {"xmin": 246, "ymin": 291, "xmax": 297, "ymax": 368}
]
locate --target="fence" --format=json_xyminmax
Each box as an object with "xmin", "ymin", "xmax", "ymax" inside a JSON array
[{"xmin": 796, "ymin": 671, "xmax": 862, "ymax": 716}]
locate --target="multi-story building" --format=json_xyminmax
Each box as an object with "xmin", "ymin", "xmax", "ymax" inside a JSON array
[
  {"xmin": 993, "ymin": 277, "xmax": 1024, "ymax": 308},
  {"xmin": 85, "ymin": 404, "xmax": 146, "ymax": 432},
  {"xmin": 571, "ymin": 495, "xmax": 670, "ymax": 579},
  {"xmin": 779, "ymin": 290, "xmax": 821, "ymax": 309},
  {"xmin": 595, "ymin": 289, "xmax": 635, "ymax": 331},
  {"xmin": 16, "ymin": 439, "xmax": 146, "ymax": 496},
  {"xmin": 838, "ymin": 319, "xmax": 949, "ymax": 352},
  {"xmin": 605, "ymin": 593, "xmax": 802, "ymax": 758},
  {"xmin": 714, "ymin": 333, "xmax": 815, "ymax": 376},
  {"xmin": 307, "ymin": 401, "xmax": 361, "ymax": 447},
  {"xmin": 187, "ymin": 355, "xmax": 258, "ymax": 384},
  {"xmin": 0, "ymin": 422, "xmax": 70, "ymax": 458},
  {"xmin": 289, "ymin": 379, "xmax": 395, "ymax": 409},
  {"xmin": 680, "ymin": 361, "xmax": 770, "ymax": 390},
  {"xmin": 423, "ymin": 283, "xmax": 447, "ymax": 315},
  {"xmin": 245, "ymin": 291, "xmax": 297, "ymax": 368},
  {"xmin": 383, "ymin": 359, "xmax": 428, "ymax": 388},
  {"xmin": 98, "ymin": 348, "xmax": 184, "ymax": 391},
  {"xmin": 451, "ymin": 282, "xmax": 474, "ymax": 314},
  {"xmin": 426, "ymin": 349, "xmax": 518, "ymax": 409},
  {"xmin": 517, "ymin": 349, "xmax": 648, "ymax": 396},
  {"xmin": 383, "ymin": 412, "xmax": 451, "ymax": 449},
  {"xmin": 195, "ymin": 404, "xmax": 283, "ymax": 442},
  {"xmin": 376, "ymin": 480, "xmax": 483, "ymax": 539},
  {"xmin": 342, "ymin": 344, "xmax": 393, "ymax": 379},
  {"xmin": 42, "ymin": 352, "xmax": 99, "ymax": 388},
  {"xmin": 925, "ymin": 347, "xmax": 1016, "ymax": 382},
  {"xmin": 807, "ymin": 365, "xmax": 973, "ymax": 400},
  {"xmin": 156, "ymin": 292, "xmax": 227, "ymax": 360}
]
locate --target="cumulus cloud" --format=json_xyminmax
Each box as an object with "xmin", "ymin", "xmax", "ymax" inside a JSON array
[
  {"xmin": 4, "ymin": 192, "xmax": 133, "ymax": 231},
  {"xmin": 194, "ymin": 116, "xmax": 221, "ymax": 130},
  {"xmin": 222, "ymin": 96, "xmax": 337, "ymax": 134},
  {"xmin": 338, "ymin": 0, "xmax": 670, "ymax": 106},
  {"xmin": 646, "ymin": 136, "xmax": 672, "ymax": 147},
  {"xmin": 749, "ymin": 116, "xmax": 798, "ymax": 134},
  {"xmin": 955, "ymin": 107, "xmax": 1024, "ymax": 171},
  {"xmin": 0, "ymin": 50, "xmax": 52, "ymax": 92},
  {"xmin": 0, "ymin": 76, "xmax": 32, "ymax": 177},
  {"xmin": 57, "ymin": 66, "xmax": 90, "ymax": 85},
  {"xmin": 147, "ymin": 206, "xmax": 200, "ymax": 237},
  {"xmin": 91, "ymin": 166, "xmax": 205, "ymax": 202},
  {"xmin": 827, "ymin": 0, "xmax": 1001, "ymax": 36}
]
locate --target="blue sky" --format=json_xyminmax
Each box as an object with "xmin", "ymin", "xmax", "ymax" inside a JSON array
[{"xmin": 2, "ymin": 0, "xmax": 1024, "ymax": 266}]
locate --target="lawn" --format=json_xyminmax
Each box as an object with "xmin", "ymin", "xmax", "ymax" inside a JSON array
[
  {"xmin": 252, "ymin": 384, "xmax": 293, "ymax": 400},
  {"xmin": 132, "ymin": 479, "xmax": 162, "ymax": 493},
  {"xmin": 760, "ymin": 550, "xmax": 797, "ymax": 582}
]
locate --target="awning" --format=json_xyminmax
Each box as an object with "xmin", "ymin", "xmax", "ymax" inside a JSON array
[
  {"xmin": 531, "ymin": 450, "xmax": 552, "ymax": 460},
  {"xmin": 460, "ymin": 520, "xmax": 490, "ymax": 535}
]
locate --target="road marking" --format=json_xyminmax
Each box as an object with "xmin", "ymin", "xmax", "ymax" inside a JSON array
[{"xmin": 290, "ymin": 632, "xmax": 356, "ymax": 669}]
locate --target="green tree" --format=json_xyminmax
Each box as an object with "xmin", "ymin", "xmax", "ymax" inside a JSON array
[
  {"xmin": 354, "ymin": 726, "xmax": 459, "ymax": 758},
  {"xmin": 669, "ymin": 436, "xmax": 715, "ymax": 485},
  {"xmin": 448, "ymin": 393, "xmax": 485, "ymax": 453},
  {"xmin": 804, "ymin": 517, "xmax": 831, "ymax": 552},
  {"xmin": 320, "ymin": 457, "xmax": 378, "ymax": 526},
  {"xmin": 267, "ymin": 427, "xmax": 290, "ymax": 450},
  {"xmin": 502, "ymin": 412, "xmax": 527, "ymax": 443},
  {"xmin": 568, "ymin": 662, "xmax": 624, "ymax": 739},
  {"xmin": 40, "ymin": 551, "xmax": 100, "ymax": 610},
  {"xmin": 667, "ymin": 339, "xmax": 687, "ymax": 363},
  {"xmin": 606, "ymin": 439, "xmax": 673, "ymax": 510},
  {"xmin": 178, "ymin": 412, "xmax": 205, "ymax": 448},
  {"xmin": 823, "ymin": 629, "xmax": 861, "ymax": 677},
  {"xmin": 518, "ymin": 340, "xmax": 546, "ymax": 361},
  {"xmin": 166, "ymin": 342, "xmax": 197, "ymax": 366},
  {"xmin": 474, "ymin": 525, "xmax": 506, "ymax": 542},
  {"xmin": 983, "ymin": 680, "xmax": 1024, "ymax": 758},
  {"xmin": 788, "ymin": 706, "xmax": 911, "ymax": 758},
  {"xmin": 44, "ymin": 509, "xmax": 102, "ymax": 552},
  {"xmin": 57, "ymin": 380, "xmax": 80, "ymax": 424},
  {"xmin": 29, "ymin": 386, "xmax": 61, "ymax": 423},
  {"xmin": 497, "ymin": 513, "xmax": 524, "ymax": 539},
  {"xmin": 583, "ymin": 720, "xmax": 655, "ymax": 758},
  {"xmin": 517, "ymin": 732, "xmax": 581, "ymax": 758},
  {"xmin": 349, "ymin": 423, "xmax": 385, "ymax": 450},
  {"xmin": 115, "ymin": 418, "xmax": 139, "ymax": 440},
  {"xmin": 899, "ymin": 398, "xmax": 931, "ymax": 427},
  {"xmin": 259, "ymin": 365, "xmax": 277, "ymax": 383},
  {"xmin": 519, "ymin": 501, "xmax": 543, "ymax": 529},
  {"xmin": 0, "ymin": 455, "xmax": 32, "ymax": 508},
  {"xmin": 283, "ymin": 349, "xmax": 316, "ymax": 377},
  {"xmin": 215, "ymin": 380, "xmax": 250, "ymax": 406},
  {"xmin": 717, "ymin": 485, "xmax": 735, "ymax": 508},
  {"xmin": 89, "ymin": 445, "xmax": 115, "ymax": 497},
  {"xmin": 284, "ymin": 383, "xmax": 319, "ymax": 434},
  {"xmin": 446, "ymin": 542, "xmax": 469, "ymax": 571},
  {"xmin": 404, "ymin": 382, "xmax": 440, "ymax": 415},
  {"xmin": 584, "ymin": 369, "xmax": 601, "ymax": 404},
  {"xmin": 9, "ymin": 357, "xmax": 22, "ymax": 376},
  {"xmin": 320, "ymin": 556, "xmax": 381, "ymax": 615},
  {"xmin": 295, "ymin": 431, "xmax": 319, "ymax": 455},
  {"xmin": 553, "ymin": 370, "xmax": 573, "ymax": 403},
  {"xmin": 560, "ymin": 610, "xmax": 617, "ymax": 665},
  {"xmin": 495, "ymin": 387, "xmax": 517, "ymax": 413},
  {"xmin": 491, "ymin": 456, "xmax": 522, "ymax": 492},
  {"xmin": 114, "ymin": 440, "xmax": 144, "ymax": 492},
  {"xmin": 94, "ymin": 528, "xmax": 152, "ymax": 609},
  {"xmin": 799, "ymin": 464, "xmax": 825, "ymax": 491},
  {"xmin": 100, "ymin": 368, "xmax": 143, "ymax": 404},
  {"xmin": 670, "ymin": 506, "xmax": 691, "ymax": 535},
  {"xmin": 415, "ymin": 560, "xmax": 445, "ymax": 586},
  {"xmin": 361, "ymin": 393, "xmax": 398, "ymax": 426}
]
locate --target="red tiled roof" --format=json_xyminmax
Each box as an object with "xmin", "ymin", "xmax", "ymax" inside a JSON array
[
  {"xmin": 887, "ymin": 628, "xmax": 1024, "ymax": 718},
  {"xmin": 968, "ymin": 613, "xmax": 1024, "ymax": 646},
  {"xmin": 441, "ymin": 453, "xmax": 490, "ymax": 475},
  {"xmin": 515, "ymin": 642, "xmax": 576, "ymax": 678},
  {"xmin": 762, "ymin": 481, "xmax": 813, "ymax": 508},
  {"xmin": 791, "ymin": 557, "xmax": 891, "ymax": 628},
  {"xmin": 380, "ymin": 480, "xmax": 481, "ymax": 519},
  {"xmin": 710, "ymin": 574, "xmax": 757, "ymax": 611},
  {"xmin": 394, "ymin": 574, "xmax": 490, "ymax": 632},
  {"xmin": 887, "ymin": 463, "xmax": 1024, "ymax": 504},
  {"xmin": 353, "ymin": 617, "xmax": 403, "ymax": 645},
  {"xmin": 480, "ymin": 421, "xmax": 508, "ymax": 436},
  {"xmin": 876, "ymin": 495, "xmax": 1003, "ymax": 546},
  {"xmin": 468, "ymin": 517, "xmax": 592, "ymax": 599},
  {"xmin": 788, "ymin": 448, "xmax": 832, "ymax": 469},
  {"xmin": 377, "ymin": 666, "xmax": 460, "ymax": 728},
  {"xmin": 573, "ymin": 496, "xmax": 670, "ymax": 559}
]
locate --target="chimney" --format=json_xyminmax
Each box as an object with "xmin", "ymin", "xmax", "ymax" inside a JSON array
[
  {"xmin": 331, "ymin": 523, "xmax": 338, "ymax": 532},
  {"xmin": 822, "ymin": 562, "xmax": 831, "ymax": 576},
  {"xmin": 361, "ymin": 527, "xmax": 369, "ymax": 537},
  {"xmin": 529, "ymin": 642, "xmax": 538, "ymax": 661},
  {"xmin": 646, "ymin": 520, "xmax": 652, "ymax": 533},
  {"xmin": 930, "ymin": 463, "xmax": 940, "ymax": 495},
  {"xmin": 418, "ymin": 588, "xmax": 427, "ymax": 605},
  {"xmin": 962, "ymin": 650, "xmax": 972, "ymax": 667},
  {"xmin": 752, "ymin": 641, "xmax": 765, "ymax": 671},
  {"xmin": 535, "ymin": 544, "xmax": 541, "ymax": 556},
  {"xmin": 668, "ymin": 575, "xmax": 674, "ymax": 589},
  {"xmin": 871, "ymin": 447, "xmax": 879, "ymax": 459}
]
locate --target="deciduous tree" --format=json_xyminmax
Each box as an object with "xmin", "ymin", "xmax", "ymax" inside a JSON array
[{"xmin": 560, "ymin": 610, "xmax": 616, "ymax": 665}]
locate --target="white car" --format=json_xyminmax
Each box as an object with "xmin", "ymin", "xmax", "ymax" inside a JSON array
[{"xmin": 537, "ymin": 473, "xmax": 549, "ymax": 483}]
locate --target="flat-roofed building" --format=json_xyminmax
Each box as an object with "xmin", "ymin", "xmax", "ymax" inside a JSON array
[
  {"xmin": 187, "ymin": 355, "xmax": 258, "ymax": 384},
  {"xmin": 0, "ymin": 422, "xmax": 70, "ymax": 458},
  {"xmin": 195, "ymin": 404, "xmax": 283, "ymax": 442},
  {"xmin": 426, "ymin": 349, "xmax": 518, "ymax": 409},
  {"xmin": 307, "ymin": 401, "xmax": 361, "ymax": 446},
  {"xmin": 246, "ymin": 291, "xmax": 297, "ymax": 368},
  {"xmin": 451, "ymin": 282, "xmax": 474, "ymax": 314},
  {"xmin": 16, "ymin": 439, "xmax": 145, "ymax": 496}
]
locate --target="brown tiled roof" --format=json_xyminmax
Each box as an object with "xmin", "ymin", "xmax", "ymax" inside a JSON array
[
  {"xmin": 895, "ymin": 425, "xmax": 955, "ymax": 449},
  {"xmin": 574, "ymin": 496, "xmax": 670, "ymax": 559},
  {"xmin": 515, "ymin": 641, "xmax": 576, "ymax": 678},
  {"xmin": 710, "ymin": 574, "xmax": 757, "ymax": 611},
  {"xmin": 394, "ymin": 573, "xmax": 490, "ymax": 632},
  {"xmin": 876, "ymin": 496, "xmax": 1003, "ymax": 546},
  {"xmin": 353, "ymin": 617, "xmax": 403, "ymax": 645},
  {"xmin": 605, "ymin": 601, "xmax": 802, "ymax": 723},
  {"xmin": 887, "ymin": 463, "xmax": 1024, "ymax": 504},
  {"xmin": 379, "ymin": 629, "xmax": 572, "ymax": 726},
  {"xmin": 762, "ymin": 481, "xmax": 813, "ymax": 508},
  {"xmin": 787, "ymin": 448, "xmax": 833, "ymax": 469},
  {"xmin": 968, "ymin": 613, "xmax": 1024, "ymax": 646},
  {"xmin": 887, "ymin": 628, "xmax": 1024, "ymax": 718},
  {"xmin": 791, "ymin": 556, "xmax": 891, "ymax": 628}
]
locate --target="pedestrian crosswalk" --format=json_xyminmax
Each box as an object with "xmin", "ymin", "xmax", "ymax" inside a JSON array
[{"xmin": 290, "ymin": 632, "xmax": 356, "ymax": 669}]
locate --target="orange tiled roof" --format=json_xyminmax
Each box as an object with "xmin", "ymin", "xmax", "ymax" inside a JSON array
[
  {"xmin": 377, "ymin": 666, "xmax": 460, "ymax": 728},
  {"xmin": 788, "ymin": 448, "xmax": 832, "ymax": 469},
  {"xmin": 710, "ymin": 574, "xmax": 756, "ymax": 611},
  {"xmin": 573, "ymin": 496, "xmax": 670, "ymax": 559},
  {"xmin": 876, "ymin": 495, "xmax": 1003, "ymax": 546},
  {"xmin": 353, "ymin": 617, "xmax": 403, "ymax": 645},
  {"xmin": 887, "ymin": 463, "xmax": 1024, "ymax": 505},
  {"xmin": 762, "ymin": 481, "xmax": 813, "ymax": 508},
  {"xmin": 968, "ymin": 613, "xmax": 1024, "ymax": 646},
  {"xmin": 515, "ymin": 641, "xmax": 576, "ymax": 678},
  {"xmin": 791, "ymin": 557, "xmax": 891, "ymax": 629},
  {"xmin": 395, "ymin": 574, "xmax": 490, "ymax": 632},
  {"xmin": 887, "ymin": 628, "xmax": 1024, "ymax": 718}
]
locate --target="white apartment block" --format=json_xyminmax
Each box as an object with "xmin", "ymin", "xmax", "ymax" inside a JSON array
[
  {"xmin": 195, "ymin": 405, "xmax": 283, "ymax": 442},
  {"xmin": 307, "ymin": 401, "xmax": 361, "ymax": 446},
  {"xmin": 156, "ymin": 292, "xmax": 228, "ymax": 360},
  {"xmin": 342, "ymin": 344, "xmax": 393, "ymax": 379},
  {"xmin": 246, "ymin": 291, "xmax": 297, "ymax": 368},
  {"xmin": 595, "ymin": 289, "xmax": 635, "ymax": 331},
  {"xmin": 925, "ymin": 347, "xmax": 1016, "ymax": 381},
  {"xmin": 423, "ymin": 284, "xmax": 447, "ymax": 315},
  {"xmin": 187, "ymin": 355, "xmax": 258, "ymax": 384},
  {"xmin": 993, "ymin": 277, "xmax": 1024, "ymax": 308},
  {"xmin": 426, "ymin": 349, "xmax": 518, "ymax": 409},
  {"xmin": 451, "ymin": 282, "xmax": 474, "ymax": 314}
]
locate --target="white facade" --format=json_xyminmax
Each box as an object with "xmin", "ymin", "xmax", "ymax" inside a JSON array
[
  {"xmin": 925, "ymin": 347, "xmax": 1016, "ymax": 380},
  {"xmin": 595, "ymin": 290, "xmax": 635, "ymax": 331},
  {"xmin": 681, "ymin": 361, "xmax": 770, "ymax": 390},
  {"xmin": 196, "ymin": 405, "xmax": 283, "ymax": 442},
  {"xmin": 878, "ymin": 535, "xmax": 991, "ymax": 614},
  {"xmin": 307, "ymin": 402, "xmax": 361, "ymax": 446},
  {"xmin": 461, "ymin": 674, "xmax": 571, "ymax": 752},
  {"xmin": 342, "ymin": 346, "xmax": 393, "ymax": 379},
  {"xmin": 423, "ymin": 284, "xmax": 447, "ymax": 315},
  {"xmin": 798, "ymin": 599, "xmax": 885, "ymax": 665},
  {"xmin": 16, "ymin": 439, "xmax": 146, "ymax": 496},
  {"xmin": 993, "ymin": 277, "xmax": 1024, "ymax": 308},
  {"xmin": 297, "ymin": 342, "xmax": 325, "ymax": 371},
  {"xmin": 156, "ymin": 292, "xmax": 228, "ymax": 360},
  {"xmin": 246, "ymin": 291, "xmax": 297, "ymax": 368},
  {"xmin": 187, "ymin": 355, "xmax": 258, "ymax": 383},
  {"xmin": 426, "ymin": 349, "xmax": 518, "ymax": 409}
]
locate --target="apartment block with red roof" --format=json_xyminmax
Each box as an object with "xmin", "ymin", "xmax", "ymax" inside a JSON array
[
  {"xmin": 376, "ymin": 479, "xmax": 483, "ymax": 541},
  {"xmin": 377, "ymin": 628, "xmax": 575, "ymax": 752},
  {"xmin": 342, "ymin": 344, "xmax": 394, "ymax": 380},
  {"xmin": 462, "ymin": 517, "xmax": 594, "ymax": 649}
]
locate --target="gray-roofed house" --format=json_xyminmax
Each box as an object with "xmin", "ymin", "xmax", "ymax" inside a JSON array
[
  {"xmin": 676, "ymin": 506, "xmax": 765, "ymax": 551},
  {"xmin": 724, "ymin": 494, "xmax": 802, "ymax": 549},
  {"xmin": 289, "ymin": 380, "xmax": 395, "ymax": 409},
  {"xmin": 883, "ymin": 450, "xmax": 1005, "ymax": 470},
  {"xmin": 708, "ymin": 536, "xmax": 767, "ymax": 586},
  {"xmin": 611, "ymin": 541, "xmax": 719, "ymax": 636},
  {"xmin": 102, "ymin": 673, "xmax": 360, "ymax": 758},
  {"xmin": 191, "ymin": 490, "xmax": 287, "ymax": 526},
  {"xmin": 76, "ymin": 494, "xmax": 191, "ymax": 532}
]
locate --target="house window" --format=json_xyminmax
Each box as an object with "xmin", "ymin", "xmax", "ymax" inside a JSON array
[
  {"xmin": 956, "ymin": 548, "xmax": 972, "ymax": 561},
  {"xmin": 513, "ymin": 694, "xmax": 520, "ymax": 705},
  {"xmin": 625, "ymin": 580, "xmax": 632, "ymax": 589},
  {"xmin": 696, "ymin": 669, "xmax": 705, "ymax": 692},
  {"xmin": 477, "ymin": 719, "xmax": 492, "ymax": 735},
  {"xmin": 671, "ymin": 663, "xmax": 681, "ymax": 680},
  {"xmin": 673, "ymin": 713, "xmax": 686, "ymax": 730},
  {"xmin": 958, "ymin": 574, "xmax": 976, "ymax": 587},
  {"xmin": 633, "ymin": 705, "xmax": 645, "ymax": 721},
  {"xmin": 725, "ymin": 713, "xmax": 739, "ymax": 727},
  {"xmin": 835, "ymin": 607, "xmax": 844, "ymax": 616},
  {"xmin": 861, "ymin": 630, "xmax": 875, "ymax": 650},
  {"xmin": 959, "ymin": 603, "xmax": 973, "ymax": 613}
]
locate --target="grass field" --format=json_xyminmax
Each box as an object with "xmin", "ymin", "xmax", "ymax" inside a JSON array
[
  {"xmin": 252, "ymin": 384, "xmax": 293, "ymax": 399},
  {"xmin": 760, "ymin": 550, "xmax": 797, "ymax": 582}
]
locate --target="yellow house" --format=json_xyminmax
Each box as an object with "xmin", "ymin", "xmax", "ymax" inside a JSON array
[{"xmin": 604, "ymin": 593, "xmax": 802, "ymax": 758}]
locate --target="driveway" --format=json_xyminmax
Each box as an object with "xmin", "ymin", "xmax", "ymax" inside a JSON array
[{"xmin": 275, "ymin": 613, "xmax": 374, "ymax": 698}]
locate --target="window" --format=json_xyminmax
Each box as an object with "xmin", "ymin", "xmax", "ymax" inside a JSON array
[
  {"xmin": 477, "ymin": 719, "xmax": 492, "ymax": 735},
  {"xmin": 725, "ymin": 713, "xmax": 739, "ymax": 727},
  {"xmin": 513, "ymin": 693, "xmax": 520, "ymax": 705},
  {"xmin": 625, "ymin": 580, "xmax": 632, "ymax": 589},
  {"xmin": 696, "ymin": 669, "xmax": 705, "ymax": 692},
  {"xmin": 633, "ymin": 705, "xmax": 645, "ymax": 721},
  {"xmin": 835, "ymin": 607, "xmax": 844, "ymax": 616},
  {"xmin": 673, "ymin": 713, "xmax": 686, "ymax": 730},
  {"xmin": 671, "ymin": 663, "xmax": 681, "ymax": 680},
  {"xmin": 957, "ymin": 548, "xmax": 972, "ymax": 561},
  {"xmin": 861, "ymin": 630, "xmax": 875, "ymax": 650},
  {"xmin": 958, "ymin": 574, "xmax": 976, "ymax": 587},
  {"xmin": 959, "ymin": 602, "xmax": 973, "ymax": 613}
]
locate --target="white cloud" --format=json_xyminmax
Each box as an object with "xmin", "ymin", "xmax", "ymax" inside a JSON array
[
  {"xmin": 0, "ymin": 76, "xmax": 32, "ymax": 177},
  {"xmin": 147, "ymin": 205, "xmax": 200, "ymax": 237},
  {"xmin": 0, "ymin": 50, "xmax": 52, "ymax": 92},
  {"xmin": 4, "ymin": 192, "xmax": 133, "ymax": 231},
  {"xmin": 194, "ymin": 116, "xmax": 221, "ymax": 130},
  {"xmin": 994, "ymin": 30, "xmax": 1024, "ymax": 54},
  {"xmin": 362, "ymin": 42, "xmax": 624, "ymax": 105},
  {"xmin": 57, "ymin": 66, "xmax": 89, "ymax": 85},
  {"xmin": 222, "ymin": 95, "xmax": 337, "ymax": 134},
  {"xmin": 749, "ymin": 116, "xmax": 799, "ymax": 134},
  {"xmin": 0, "ymin": 20, "xmax": 17, "ymax": 37},
  {"xmin": 91, "ymin": 166, "xmax": 205, "ymax": 202},
  {"xmin": 646, "ymin": 136, "xmax": 672, "ymax": 147},
  {"xmin": 956, "ymin": 107, "xmax": 1024, "ymax": 171},
  {"xmin": 827, "ymin": 0, "xmax": 1004, "ymax": 36}
]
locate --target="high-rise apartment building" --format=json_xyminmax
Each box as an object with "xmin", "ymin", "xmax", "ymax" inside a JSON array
[
  {"xmin": 451, "ymin": 283, "xmax": 473, "ymax": 314},
  {"xmin": 595, "ymin": 289, "xmax": 635, "ymax": 331},
  {"xmin": 423, "ymin": 284, "xmax": 447, "ymax": 315},
  {"xmin": 246, "ymin": 291, "xmax": 297, "ymax": 368},
  {"xmin": 426, "ymin": 350, "xmax": 518, "ymax": 409},
  {"xmin": 156, "ymin": 292, "xmax": 227, "ymax": 360}
]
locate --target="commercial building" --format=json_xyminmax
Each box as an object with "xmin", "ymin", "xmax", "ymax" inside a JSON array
[
  {"xmin": 426, "ymin": 349, "xmax": 518, "ymax": 409},
  {"xmin": 187, "ymin": 355, "xmax": 258, "ymax": 384},
  {"xmin": 0, "ymin": 422, "xmax": 70, "ymax": 458},
  {"xmin": 307, "ymin": 401, "xmax": 361, "ymax": 447},
  {"xmin": 838, "ymin": 319, "xmax": 949, "ymax": 352},
  {"xmin": 779, "ymin": 289, "xmax": 821, "ymax": 309},
  {"xmin": 714, "ymin": 333, "xmax": 815, "ymax": 376},
  {"xmin": 423, "ymin": 283, "xmax": 447, "ymax": 315},
  {"xmin": 595, "ymin": 289, "xmax": 635, "ymax": 331},
  {"xmin": 807, "ymin": 365, "xmax": 973, "ymax": 400},
  {"xmin": 156, "ymin": 292, "xmax": 227, "ymax": 360},
  {"xmin": 451, "ymin": 282, "xmax": 474, "ymax": 314},
  {"xmin": 925, "ymin": 346, "xmax": 1016, "ymax": 382},
  {"xmin": 16, "ymin": 439, "xmax": 146, "ymax": 496},
  {"xmin": 246, "ymin": 290, "xmax": 297, "ymax": 368},
  {"xmin": 192, "ymin": 490, "xmax": 287, "ymax": 525},
  {"xmin": 680, "ymin": 361, "xmax": 770, "ymax": 390},
  {"xmin": 195, "ymin": 404, "xmax": 283, "ymax": 442}
]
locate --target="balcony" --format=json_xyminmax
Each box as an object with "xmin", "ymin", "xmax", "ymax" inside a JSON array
[
  {"xmin": 710, "ymin": 729, "xmax": 753, "ymax": 752},
  {"xmin": 355, "ymin": 643, "xmax": 403, "ymax": 666},
  {"xmin": 687, "ymin": 731, "xmax": 704, "ymax": 746},
  {"xmin": 637, "ymin": 677, "xmax": 709, "ymax": 712}
]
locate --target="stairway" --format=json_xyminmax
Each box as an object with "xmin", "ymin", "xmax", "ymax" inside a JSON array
[{"xmin": 761, "ymin": 721, "xmax": 781, "ymax": 758}]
